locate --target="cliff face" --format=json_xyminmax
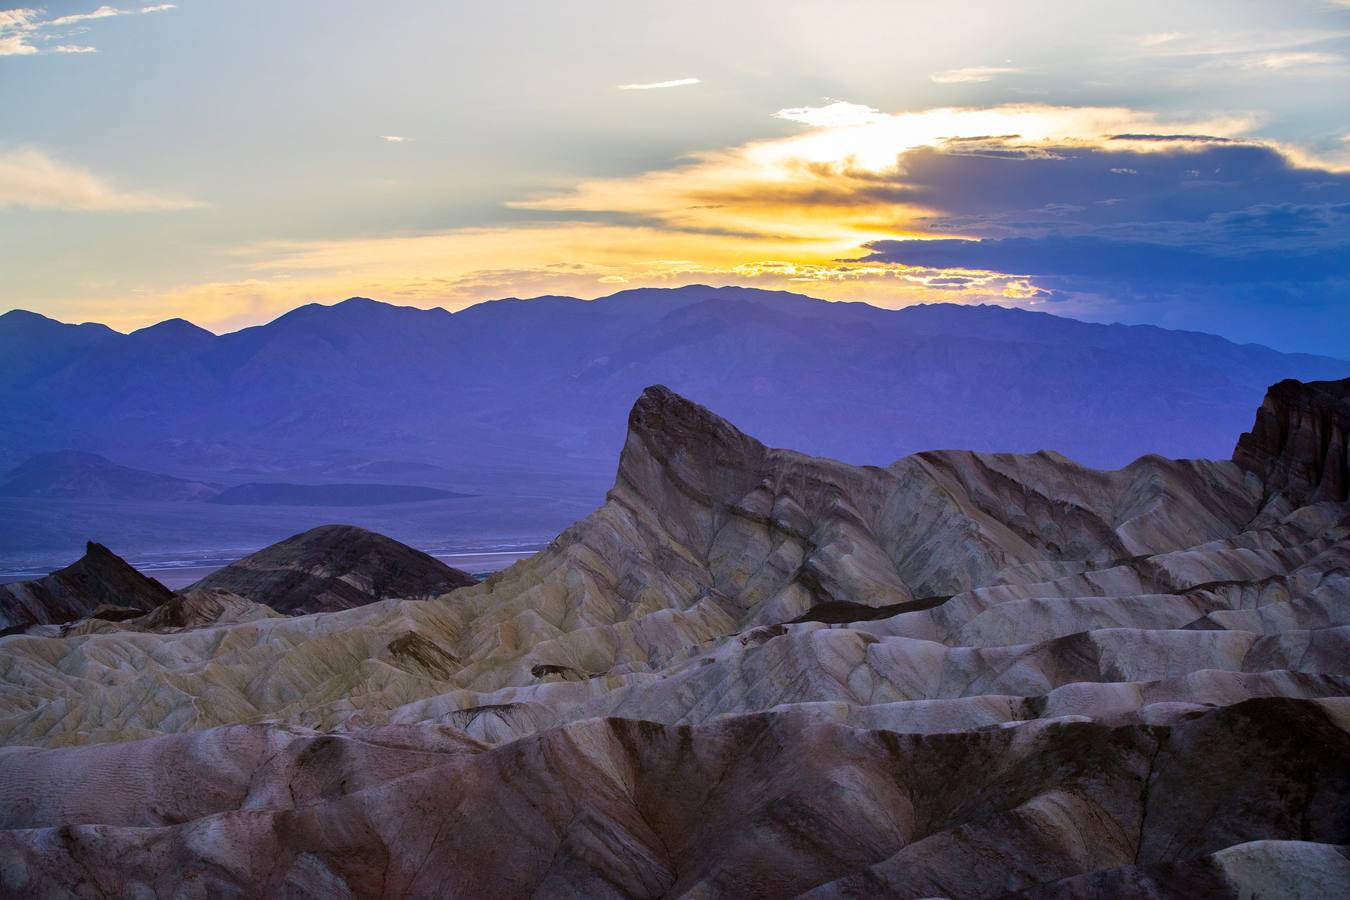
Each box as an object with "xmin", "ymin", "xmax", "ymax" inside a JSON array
[
  {"xmin": 0, "ymin": 542, "xmax": 172, "ymax": 631},
  {"xmin": 1234, "ymin": 377, "xmax": 1350, "ymax": 505}
]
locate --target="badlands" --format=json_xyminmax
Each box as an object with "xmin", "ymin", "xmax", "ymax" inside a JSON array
[{"xmin": 0, "ymin": 378, "xmax": 1348, "ymax": 897}]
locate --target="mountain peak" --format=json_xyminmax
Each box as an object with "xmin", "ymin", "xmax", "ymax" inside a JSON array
[
  {"xmin": 131, "ymin": 318, "xmax": 215, "ymax": 341},
  {"xmin": 0, "ymin": 308, "xmax": 118, "ymax": 336}
]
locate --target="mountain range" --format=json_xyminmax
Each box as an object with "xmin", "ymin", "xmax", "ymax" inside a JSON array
[
  {"xmin": 2, "ymin": 285, "xmax": 1347, "ymax": 565},
  {"xmin": 0, "ymin": 376, "xmax": 1346, "ymax": 896}
]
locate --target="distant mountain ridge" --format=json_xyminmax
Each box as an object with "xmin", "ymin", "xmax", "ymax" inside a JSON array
[
  {"xmin": 0, "ymin": 451, "xmax": 220, "ymax": 501},
  {"xmin": 6, "ymin": 287, "xmax": 1345, "ymax": 473},
  {"xmin": 2, "ymin": 286, "xmax": 1347, "ymax": 562}
]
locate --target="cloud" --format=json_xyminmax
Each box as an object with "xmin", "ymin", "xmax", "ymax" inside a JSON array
[
  {"xmin": 500, "ymin": 100, "xmax": 1350, "ymax": 353},
  {"xmin": 1245, "ymin": 50, "xmax": 1345, "ymax": 70},
  {"xmin": 0, "ymin": 3, "xmax": 177, "ymax": 55},
  {"xmin": 0, "ymin": 34, "xmax": 37, "ymax": 55},
  {"xmin": 616, "ymin": 77, "xmax": 701, "ymax": 90},
  {"xmin": 380, "ymin": 135, "xmax": 407, "ymax": 143},
  {"xmin": 773, "ymin": 101, "xmax": 886, "ymax": 128},
  {"xmin": 1141, "ymin": 32, "xmax": 1182, "ymax": 47},
  {"xmin": 512, "ymin": 103, "xmax": 1261, "ymax": 242},
  {"xmin": 0, "ymin": 147, "xmax": 202, "ymax": 211},
  {"xmin": 859, "ymin": 234, "xmax": 1350, "ymax": 285},
  {"xmin": 0, "ymin": 6, "xmax": 39, "ymax": 55},
  {"xmin": 930, "ymin": 66, "xmax": 1022, "ymax": 84},
  {"xmin": 0, "ymin": 8, "xmax": 40, "ymax": 30},
  {"xmin": 27, "ymin": 98, "xmax": 1350, "ymax": 353},
  {"xmin": 48, "ymin": 5, "xmax": 123, "ymax": 27}
]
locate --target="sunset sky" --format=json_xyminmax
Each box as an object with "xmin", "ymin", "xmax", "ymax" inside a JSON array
[{"xmin": 2, "ymin": 0, "xmax": 1348, "ymax": 353}]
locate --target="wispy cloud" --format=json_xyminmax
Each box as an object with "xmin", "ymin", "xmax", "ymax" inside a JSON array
[
  {"xmin": 930, "ymin": 66, "xmax": 1021, "ymax": 84},
  {"xmin": 1246, "ymin": 50, "xmax": 1344, "ymax": 70},
  {"xmin": 0, "ymin": 147, "xmax": 202, "ymax": 211},
  {"xmin": 48, "ymin": 5, "xmax": 122, "ymax": 27},
  {"xmin": 617, "ymin": 77, "xmax": 701, "ymax": 91},
  {"xmin": 380, "ymin": 135, "xmax": 408, "ymax": 143},
  {"xmin": 0, "ymin": 2, "xmax": 177, "ymax": 55},
  {"xmin": 1140, "ymin": 32, "xmax": 1182, "ymax": 47}
]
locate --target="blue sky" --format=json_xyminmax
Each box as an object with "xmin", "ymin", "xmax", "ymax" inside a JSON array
[{"xmin": 2, "ymin": 0, "xmax": 1348, "ymax": 354}]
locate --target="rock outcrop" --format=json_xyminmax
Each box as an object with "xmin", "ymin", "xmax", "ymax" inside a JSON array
[
  {"xmin": 0, "ymin": 379, "xmax": 1348, "ymax": 897},
  {"xmin": 189, "ymin": 524, "xmax": 477, "ymax": 614},
  {"xmin": 0, "ymin": 542, "xmax": 172, "ymax": 632},
  {"xmin": 1234, "ymin": 376, "xmax": 1350, "ymax": 505}
]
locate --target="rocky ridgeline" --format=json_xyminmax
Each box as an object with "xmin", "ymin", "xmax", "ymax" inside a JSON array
[{"xmin": 0, "ymin": 379, "xmax": 1348, "ymax": 897}]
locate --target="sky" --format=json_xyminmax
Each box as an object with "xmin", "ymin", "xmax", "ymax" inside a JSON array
[{"xmin": 1, "ymin": 0, "xmax": 1348, "ymax": 355}]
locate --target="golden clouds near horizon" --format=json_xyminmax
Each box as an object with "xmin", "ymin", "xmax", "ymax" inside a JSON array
[{"xmin": 43, "ymin": 103, "xmax": 1324, "ymax": 333}]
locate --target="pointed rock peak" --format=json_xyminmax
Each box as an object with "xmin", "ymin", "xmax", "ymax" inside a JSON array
[
  {"xmin": 65, "ymin": 542, "xmax": 167, "ymax": 591},
  {"xmin": 84, "ymin": 540, "xmax": 117, "ymax": 559},
  {"xmin": 617, "ymin": 386, "xmax": 769, "ymax": 509},
  {"xmin": 627, "ymin": 386, "xmax": 762, "ymax": 458},
  {"xmin": 1234, "ymin": 377, "xmax": 1350, "ymax": 504},
  {"xmin": 0, "ymin": 540, "xmax": 172, "ymax": 631}
]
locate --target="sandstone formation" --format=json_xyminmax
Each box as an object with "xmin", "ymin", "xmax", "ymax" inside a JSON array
[
  {"xmin": 188, "ymin": 523, "xmax": 477, "ymax": 614},
  {"xmin": 0, "ymin": 379, "xmax": 1348, "ymax": 897},
  {"xmin": 0, "ymin": 541, "xmax": 172, "ymax": 632}
]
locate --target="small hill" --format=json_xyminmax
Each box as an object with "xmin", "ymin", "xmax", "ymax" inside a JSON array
[
  {"xmin": 0, "ymin": 541, "xmax": 173, "ymax": 631},
  {"xmin": 0, "ymin": 451, "xmax": 220, "ymax": 501},
  {"xmin": 189, "ymin": 524, "xmax": 477, "ymax": 614}
]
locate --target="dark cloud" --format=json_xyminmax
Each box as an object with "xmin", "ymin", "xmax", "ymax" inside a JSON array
[
  {"xmin": 844, "ymin": 139, "xmax": 1350, "ymax": 356},
  {"xmin": 1107, "ymin": 134, "xmax": 1240, "ymax": 143},
  {"xmin": 861, "ymin": 234, "xmax": 1350, "ymax": 284},
  {"xmin": 883, "ymin": 142, "xmax": 1350, "ymax": 234}
]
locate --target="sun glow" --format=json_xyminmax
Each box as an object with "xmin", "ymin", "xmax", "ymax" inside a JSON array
[{"xmin": 38, "ymin": 103, "xmax": 1332, "ymax": 333}]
